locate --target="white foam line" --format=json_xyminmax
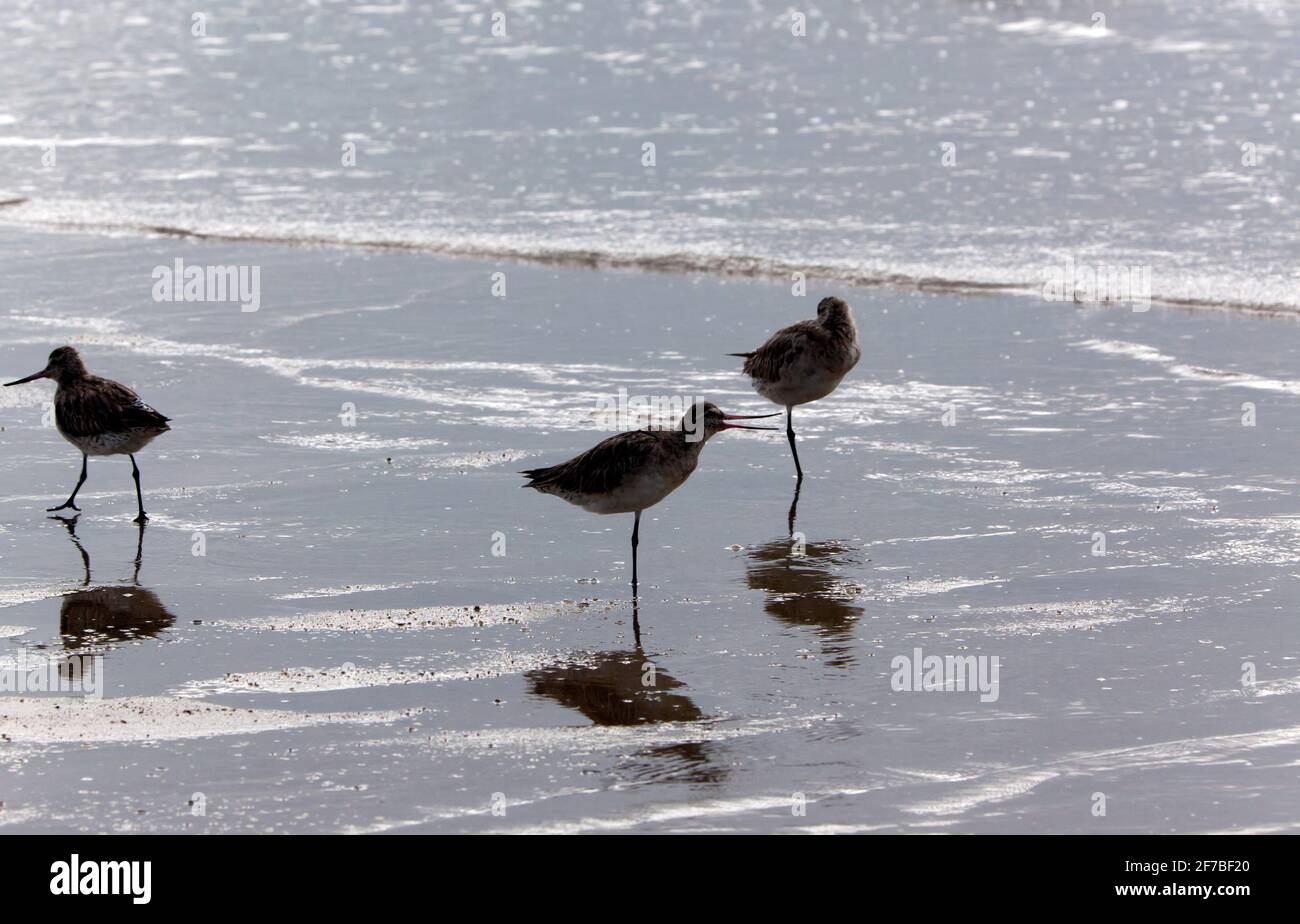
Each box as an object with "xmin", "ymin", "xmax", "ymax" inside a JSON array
[
  {"xmin": 261, "ymin": 433, "xmax": 448, "ymax": 452},
  {"xmin": 273, "ymin": 580, "xmax": 439, "ymax": 601},
  {"xmin": 998, "ymin": 19, "xmax": 1114, "ymax": 41},
  {"xmin": 337, "ymin": 714, "xmax": 844, "ymax": 833},
  {"xmin": 868, "ymin": 530, "xmax": 1016, "ymax": 546},
  {"xmin": 902, "ymin": 770, "xmax": 1060, "ymax": 817},
  {"xmin": 208, "ymin": 599, "xmax": 607, "ymax": 632},
  {"xmin": 874, "ymin": 577, "xmax": 1004, "ymax": 598},
  {"xmin": 178, "ymin": 650, "xmax": 583, "ymax": 696},
  {"xmin": 0, "ymin": 583, "xmax": 75, "ymax": 610},
  {"xmin": 0, "ymin": 696, "xmax": 414, "ymax": 745},
  {"xmin": 1076, "ymin": 339, "xmax": 1300, "ymax": 395},
  {"xmin": 902, "ymin": 722, "xmax": 1300, "ymax": 817},
  {"xmin": 496, "ymin": 782, "xmax": 877, "ymax": 835},
  {"xmin": 996, "ymin": 427, "xmax": 1082, "ymax": 433},
  {"xmin": 5, "ymin": 316, "xmax": 638, "ymax": 390},
  {"xmin": 0, "ymin": 135, "xmax": 230, "ymax": 148},
  {"xmin": 499, "ymin": 794, "xmax": 809, "ymax": 835},
  {"xmin": 336, "ymin": 786, "xmax": 604, "ymax": 834},
  {"xmin": 2, "ymin": 200, "xmax": 1291, "ymax": 313},
  {"xmin": 788, "ymin": 822, "xmax": 905, "ymax": 834},
  {"xmin": 1208, "ymin": 675, "xmax": 1300, "ymax": 702},
  {"xmin": 406, "ymin": 713, "xmax": 841, "ymax": 759},
  {"xmin": 943, "ymin": 595, "xmax": 1201, "ymax": 636},
  {"xmin": 1248, "ymin": 677, "xmax": 1300, "ymax": 698},
  {"xmin": 1199, "ymin": 820, "xmax": 1300, "ymax": 835}
]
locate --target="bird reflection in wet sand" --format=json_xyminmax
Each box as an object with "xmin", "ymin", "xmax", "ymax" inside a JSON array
[
  {"xmin": 49, "ymin": 516, "xmax": 175, "ymax": 653},
  {"xmin": 744, "ymin": 536, "xmax": 863, "ymax": 668},
  {"xmin": 524, "ymin": 642, "xmax": 725, "ymax": 784}
]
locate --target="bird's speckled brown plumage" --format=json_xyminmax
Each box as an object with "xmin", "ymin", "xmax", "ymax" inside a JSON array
[
  {"xmin": 521, "ymin": 427, "xmax": 693, "ymax": 512},
  {"xmin": 522, "ymin": 402, "xmax": 777, "ymax": 589},
  {"xmin": 732, "ymin": 296, "xmax": 860, "ymax": 479},
  {"xmin": 737, "ymin": 318, "xmax": 824, "ymax": 382},
  {"xmin": 4, "ymin": 345, "xmax": 171, "ymax": 520},
  {"xmin": 55, "ymin": 375, "xmax": 171, "ymax": 451},
  {"xmin": 734, "ymin": 297, "xmax": 861, "ymax": 404}
]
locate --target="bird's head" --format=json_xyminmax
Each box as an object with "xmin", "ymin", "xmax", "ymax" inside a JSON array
[
  {"xmin": 680, "ymin": 401, "xmax": 779, "ymax": 443},
  {"xmin": 4, "ymin": 345, "xmax": 88, "ymax": 387},
  {"xmin": 816, "ymin": 296, "xmax": 853, "ymax": 327}
]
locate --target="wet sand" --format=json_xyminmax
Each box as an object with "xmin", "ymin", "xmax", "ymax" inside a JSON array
[{"xmin": 2, "ymin": 229, "xmax": 1299, "ymax": 833}]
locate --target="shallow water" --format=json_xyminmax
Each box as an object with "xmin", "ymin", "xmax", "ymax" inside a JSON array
[
  {"xmin": 1, "ymin": 0, "xmax": 1297, "ymax": 309},
  {"xmin": 2, "ymin": 230, "xmax": 1299, "ymax": 832}
]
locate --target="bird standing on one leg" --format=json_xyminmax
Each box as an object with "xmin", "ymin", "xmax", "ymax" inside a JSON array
[
  {"xmin": 5, "ymin": 346, "xmax": 171, "ymax": 522},
  {"xmin": 731, "ymin": 296, "xmax": 861, "ymax": 481},
  {"xmin": 521, "ymin": 402, "xmax": 777, "ymax": 593}
]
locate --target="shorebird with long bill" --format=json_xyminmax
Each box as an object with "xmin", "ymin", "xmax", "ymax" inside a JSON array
[
  {"xmin": 731, "ymin": 296, "xmax": 861, "ymax": 480},
  {"xmin": 5, "ymin": 346, "xmax": 171, "ymax": 522},
  {"xmin": 521, "ymin": 402, "xmax": 777, "ymax": 591}
]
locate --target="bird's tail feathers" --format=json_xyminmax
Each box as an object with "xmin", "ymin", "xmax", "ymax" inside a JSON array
[{"xmin": 520, "ymin": 467, "xmax": 554, "ymax": 487}]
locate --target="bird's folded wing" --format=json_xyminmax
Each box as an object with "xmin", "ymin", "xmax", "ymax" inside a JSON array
[
  {"xmin": 524, "ymin": 430, "xmax": 660, "ymax": 495},
  {"xmin": 742, "ymin": 320, "xmax": 823, "ymax": 380},
  {"xmin": 58, "ymin": 379, "xmax": 171, "ymax": 436}
]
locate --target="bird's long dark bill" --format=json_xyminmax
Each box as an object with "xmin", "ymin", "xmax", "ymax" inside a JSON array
[
  {"xmin": 3, "ymin": 370, "xmax": 47, "ymax": 386},
  {"xmin": 721, "ymin": 411, "xmax": 780, "ymax": 431}
]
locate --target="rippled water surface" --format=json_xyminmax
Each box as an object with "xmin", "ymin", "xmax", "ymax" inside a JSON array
[
  {"xmin": 2, "ymin": 0, "xmax": 1299, "ymax": 833},
  {"xmin": 2, "ymin": 231, "xmax": 1299, "ymax": 832},
  {"xmin": 1, "ymin": 0, "xmax": 1298, "ymax": 308}
]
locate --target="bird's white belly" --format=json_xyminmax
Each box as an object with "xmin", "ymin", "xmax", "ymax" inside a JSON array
[
  {"xmin": 756, "ymin": 360, "xmax": 849, "ymax": 407},
  {"xmin": 574, "ymin": 469, "xmax": 683, "ymax": 515},
  {"xmin": 61, "ymin": 428, "xmax": 158, "ymax": 456}
]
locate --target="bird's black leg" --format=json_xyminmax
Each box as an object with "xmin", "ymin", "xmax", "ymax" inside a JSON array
[
  {"xmin": 786, "ymin": 406, "xmax": 803, "ymax": 481},
  {"xmin": 47, "ymin": 454, "xmax": 88, "ymax": 513},
  {"xmin": 130, "ymin": 454, "xmax": 148, "ymax": 523},
  {"xmin": 631, "ymin": 510, "xmax": 641, "ymax": 594},
  {"xmin": 631, "ymin": 597, "xmax": 641, "ymax": 647}
]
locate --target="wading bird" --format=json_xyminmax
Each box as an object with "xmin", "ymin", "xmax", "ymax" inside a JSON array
[
  {"xmin": 5, "ymin": 346, "xmax": 171, "ymax": 522},
  {"xmin": 521, "ymin": 402, "xmax": 776, "ymax": 592},
  {"xmin": 731, "ymin": 296, "xmax": 860, "ymax": 480}
]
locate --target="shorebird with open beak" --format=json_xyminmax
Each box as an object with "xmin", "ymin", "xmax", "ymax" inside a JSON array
[
  {"xmin": 5, "ymin": 346, "xmax": 171, "ymax": 522},
  {"xmin": 521, "ymin": 401, "xmax": 777, "ymax": 592},
  {"xmin": 731, "ymin": 296, "xmax": 861, "ymax": 480}
]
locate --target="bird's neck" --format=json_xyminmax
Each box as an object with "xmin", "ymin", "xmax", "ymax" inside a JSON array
[
  {"xmin": 677, "ymin": 428, "xmax": 712, "ymax": 454},
  {"xmin": 821, "ymin": 312, "xmax": 857, "ymax": 342}
]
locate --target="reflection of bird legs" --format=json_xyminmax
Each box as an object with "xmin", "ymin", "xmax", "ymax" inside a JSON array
[
  {"xmin": 49, "ymin": 514, "xmax": 146, "ymax": 585},
  {"xmin": 50, "ymin": 514, "xmax": 90, "ymax": 586},
  {"xmin": 787, "ymin": 478, "xmax": 802, "ymax": 537},
  {"xmin": 631, "ymin": 597, "xmax": 641, "ymax": 647},
  {"xmin": 132, "ymin": 519, "xmax": 146, "ymax": 584}
]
